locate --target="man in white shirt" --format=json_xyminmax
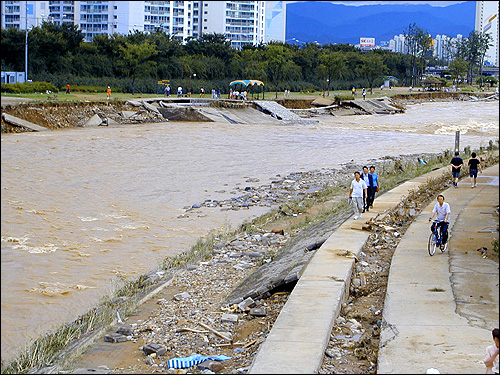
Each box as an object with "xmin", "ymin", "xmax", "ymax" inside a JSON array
[
  {"xmin": 428, "ymin": 194, "xmax": 451, "ymax": 249},
  {"xmin": 349, "ymin": 171, "xmax": 368, "ymax": 220},
  {"xmin": 484, "ymin": 328, "xmax": 499, "ymax": 374}
]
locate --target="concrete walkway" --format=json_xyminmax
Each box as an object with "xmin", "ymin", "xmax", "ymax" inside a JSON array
[
  {"xmin": 377, "ymin": 164, "xmax": 499, "ymax": 374},
  {"xmin": 249, "ymin": 163, "xmax": 499, "ymax": 374}
]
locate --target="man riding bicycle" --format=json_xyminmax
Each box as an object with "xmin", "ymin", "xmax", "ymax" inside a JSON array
[{"xmin": 429, "ymin": 194, "xmax": 451, "ymax": 250}]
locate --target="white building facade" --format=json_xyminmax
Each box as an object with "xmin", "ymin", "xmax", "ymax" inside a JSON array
[
  {"xmin": 475, "ymin": 0, "xmax": 499, "ymax": 66},
  {"xmin": 1, "ymin": 1, "xmax": 287, "ymax": 47}
]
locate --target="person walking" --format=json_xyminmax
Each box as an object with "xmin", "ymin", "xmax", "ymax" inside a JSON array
[
  {"xmin": 106, "ymin": 86, "xmax": 111, "ymax": 100},
  {"xmin": 361, "ymin": 166, "xmax": 373, "ymax": 212},
  {"xmin": 484, "ymin": 328, "xmax": 499, "ymax": 374},
  {"xmin": 467, "ymin": 152, "xmax": 482, "ymax": 188},
  {"xmin": 450, "ymin": 151, "xmax": 463, "ymax": 187},
  {"xmin": 66, "ymin": 83, "xmax": 71, "ymax": 94},
  {"xmin": 428, "ymin": 194, "xmax": 451, "ymax": 250},
  {"xmin": 349, "ymin": 171, "xmax": 368, "ymax": 220},
  {"xmin": 351, "ymin": 86, "xmax": 356, "ymax": 97},
  {"xmin": 369, "ymin": 165, "xmax": 379, "ymax": 208},
  {"xmin": 362, "ymin": 88, "xmax": 366, "ymax": 100}
]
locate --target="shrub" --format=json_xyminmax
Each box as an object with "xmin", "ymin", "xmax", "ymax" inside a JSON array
[
  {"xmin": 1, "ymin": 81, "xmax": 58, "ymax": 94},
  {"xmin": 334, "ymin": 94, "xmax": 355, "ymax": 103}
]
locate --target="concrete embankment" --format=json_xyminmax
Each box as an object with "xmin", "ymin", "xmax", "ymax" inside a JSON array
[{"xmin": 248, "ymin": 160, "xmax": 499, "ymax": 374}]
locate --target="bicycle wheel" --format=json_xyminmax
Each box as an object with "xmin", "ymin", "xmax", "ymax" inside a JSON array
[{"xmin": 428, "ymin": 232, "xmax": 437, "ymax": 256}]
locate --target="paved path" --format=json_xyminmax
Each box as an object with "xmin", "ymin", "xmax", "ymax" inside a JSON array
[
  {"xmin": 377, "ymin": 164, "xmax": 499, "ymax": 374},
  {"xmin": 249, "ymin": 162, "xmax": 499, "ymax": 374},
  {"xmin": 248, "ymin": 165, "xmax": 457, "ymax": 373}
]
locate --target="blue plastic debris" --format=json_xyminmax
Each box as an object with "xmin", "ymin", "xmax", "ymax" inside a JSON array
[{"xmin": 167, "ymin": 354, "xmax": 231, "ymax": 369}]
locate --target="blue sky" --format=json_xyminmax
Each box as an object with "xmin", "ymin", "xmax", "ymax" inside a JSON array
[{"xmin": 325, "ymin": 1, "xmax": 466, "ymax": 6}]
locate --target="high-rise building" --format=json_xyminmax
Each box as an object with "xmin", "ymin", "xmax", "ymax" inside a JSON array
[
  {"xmin": 475, "ymin": 1, "xmax": 499, "ymax": 67},
  {"xmin": 1, "ymin": 1, "xmax": 50, "ymax": 29},
  {"xmin": 1, "ymin": 1, "xmax": 287, "ymax": 47}
]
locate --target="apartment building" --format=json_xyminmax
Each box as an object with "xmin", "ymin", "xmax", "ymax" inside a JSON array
[
  {"xmin": 1, "ymin": 1, "xmax": 287, "ymax": 47},
  {"xmin": 475, "ymin": 0, "xmax": 499, "ymax": 66}
]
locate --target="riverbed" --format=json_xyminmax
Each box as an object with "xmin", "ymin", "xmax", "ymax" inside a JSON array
[{"xmin": 1, "ymin": 100, "xmax": 498, "ymax": 363}]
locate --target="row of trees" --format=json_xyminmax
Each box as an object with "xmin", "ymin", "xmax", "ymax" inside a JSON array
[{"xmin": 0, "ymin": 22, "xmax": 493, "ymax": 94}]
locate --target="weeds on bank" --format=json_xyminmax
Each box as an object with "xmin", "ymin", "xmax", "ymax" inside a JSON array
[{"xmin": 2, "ymin": 144, "xmax": 498, "ymax": 374}]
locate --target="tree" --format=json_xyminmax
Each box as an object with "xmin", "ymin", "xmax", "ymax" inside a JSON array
[
  {"xmin": 0, "ymin": 27, "xmax": 25, "ymax": 71},
  {"xmin": 448, "ymin": 59, "xmax": 468, "ymax": 85},
  {"xmin": 404, "ymin": 23, "xmax": 433, "ymax": 86},
  {"xmin": 26, "ymin": 21, "xmax": 84, "ymax": 74},
  {"xmin": 118, "ymin": 41, "xmax": 158, "ymax": 94},
  {"xmin": 358, "ymin": 53, "xmax": 388, "ymax": 94},
  {"xmin": 265, "ymin": 44, "xmax": 296, "ymax": 98},
  {"xmin": 455, "ymin": 31, "xmax": 493, "ymax": 86},
  {"xmin": 318, "ymin": 51, "xmax": 346, "ymax": 96}
]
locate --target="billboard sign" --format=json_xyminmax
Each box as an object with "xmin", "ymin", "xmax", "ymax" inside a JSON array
[{"xmin": 360, "ymin": 37, "xmax": 375, "ymax": 47}]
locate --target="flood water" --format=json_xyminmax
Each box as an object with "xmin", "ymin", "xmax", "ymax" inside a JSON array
[{"xmin": 1, "ymin": 101, "xmax": 498, "ymax": 362}]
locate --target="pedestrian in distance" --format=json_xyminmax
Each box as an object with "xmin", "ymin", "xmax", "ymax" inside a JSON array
[
  {"xmin": 484, "ymin": 328, "xmax": 499, "ymax": 374},
  {"xmin": 351, "ymin": 86, "xmax": 356, "ymax": 97},
  {"xmin": 468, "ymin": 152, "xmax": 482, "ymax": 188},
  {"xmin": 349, "ymin": 171, "xmax": 368, "ymax": 220},
  {"xmin": 450, "ymin": 151, "xmax": 464, "ymax": 187},
  {"xmin": 369, "ymin": 165, "xmax": 379, "ymax": 208},
  {"xmin": 428, "ymin": 194, "xmax": 451, "ymax": 250},
  {"xmin": 106, "ymin": 86, "xmax": 111, "ymax": 100},
  {"xmin": 361, "ymin": 166, "xmax": 373, "ymax": 212},
  {"xmin": 362, "ymin": 88, "xmax": 366, "ymax": 100},
  {"xmin": 66, "ymin": 83, "xmax": 71, "ymax": 94}
]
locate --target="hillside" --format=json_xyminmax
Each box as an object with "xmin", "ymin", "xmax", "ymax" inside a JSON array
[{"xmin": 286, "ymin": 1, "xmax": 476, "ymax": 45}]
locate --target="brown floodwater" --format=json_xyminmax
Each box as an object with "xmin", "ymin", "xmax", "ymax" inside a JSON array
[{"xmin": 1, "ymin": 101, "xmax": 498, "ymax": 362}]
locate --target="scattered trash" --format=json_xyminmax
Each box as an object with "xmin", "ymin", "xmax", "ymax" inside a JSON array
[{"xmin": 167, "ymin": 354, "xmax": 231, "ymax": 369}]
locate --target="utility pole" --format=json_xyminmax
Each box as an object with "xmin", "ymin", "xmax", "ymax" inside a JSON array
[{"xmin": 25, "ymin": 1, "xmax": 28, "ymax": 82}]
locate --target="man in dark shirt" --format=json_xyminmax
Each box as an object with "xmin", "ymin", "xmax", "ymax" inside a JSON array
[
  {"xmin": 450, "ymin": 151, "xmax": 464, "ymax": 187},
  {"xmin": 467, "ymin": 152, "xmax": 482, "ymax": 188}
]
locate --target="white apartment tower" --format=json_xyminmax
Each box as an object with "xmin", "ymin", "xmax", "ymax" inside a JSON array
[
  {"xmin": 475, "ymin": 0, "xmax": 499, "ymax": 66},
  {"xmin": 1, "ymin": 1, "xmax": 287, "ymax": 47},
  {"xmin": 1, "ymin": 1, "xmax": 50, "ymax": 29}
]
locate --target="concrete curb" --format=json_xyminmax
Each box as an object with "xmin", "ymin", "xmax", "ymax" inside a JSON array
[{"xmin": 249, "ymin": 166, "xmax": 453, "ymax": 374}]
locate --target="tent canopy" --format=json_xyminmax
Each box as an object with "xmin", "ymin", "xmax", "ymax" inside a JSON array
[{"xmin": 229, "ymin": 79, "xmax": 265, "ymax": 87}]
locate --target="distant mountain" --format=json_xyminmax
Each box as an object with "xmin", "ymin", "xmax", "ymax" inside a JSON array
[{"xmin": 286, "ymin": 1, "xmax": 476, "ymax": 45}]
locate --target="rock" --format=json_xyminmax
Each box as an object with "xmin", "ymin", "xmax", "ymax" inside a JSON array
[
  {"xmin": 249, "ymin": 307, "xmax": 267, "ymax": 317},
  {"xmin": 125, "ymin": 100, "xmax": 143, "ymax": 107},
  {"xmin": 104, "ymin": 333, "xmax": 129, "ymax": 343},
  {"xmin": 352, "ymin": 278, "xmax": 361, "ymax": 287},
  {"xmin": 173, "ymin": 292, "xmax": 191, "ymax": 301},
  {"xmin": 119, "ymin": 111, "xmax": 137, "ymax": 119},
  {"xmin": 238, "ymin": 297, "xmax": 255, "ymax": 311},
  {"xmin": 198, "ymin": 360, "xmax": 224, "ymax": 372},
  {"xmin": 221, "ymin": 313, "xmax": 239, "ymax": 323},
  {"xmin": 116, "ymin": 326, "xmax": 133, "ymax": 336},
  {"xmin": 142, "ymin": 102, "xmax": 160, "ymax": 114},
  {"xmin": 142, "ymin": 343, "xmax": 167, "ymax": 356},
  {"xmin": 145, "ymin": 355, "xmax": 156, "ymax": 365}
]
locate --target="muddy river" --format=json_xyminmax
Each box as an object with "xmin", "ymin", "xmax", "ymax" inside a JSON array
[{"xmin": 1, "ymin": 100, "xmax": 498, "ymax": 362}]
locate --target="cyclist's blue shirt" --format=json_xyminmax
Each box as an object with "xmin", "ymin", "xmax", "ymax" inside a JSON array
[{"xmin": 433, "ymin": 202, "xmax": 451, "ymax": 222}]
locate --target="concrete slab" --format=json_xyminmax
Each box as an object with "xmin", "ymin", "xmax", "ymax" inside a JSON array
[
  {"xmin": 250, "ymin": 341, "xmax": 326, "ymax": 374},
  {"xmin": 84, "ymin": 114, "xmax": 102, "ymax": 127},
  {"xmin": 2, "ymin": 113, "xmax": 50, "ymax": 131}
]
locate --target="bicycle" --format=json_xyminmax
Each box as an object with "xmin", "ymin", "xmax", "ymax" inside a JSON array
[{"xmin": 428, "ymin": 219, "xmax": 448, "ymax": 256}]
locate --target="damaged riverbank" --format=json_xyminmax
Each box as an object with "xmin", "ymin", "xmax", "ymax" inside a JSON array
[{"xmin": 3, "ymin": 144, "xmax": 498, "ymax": 374}]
